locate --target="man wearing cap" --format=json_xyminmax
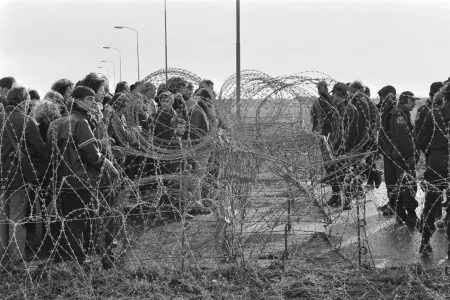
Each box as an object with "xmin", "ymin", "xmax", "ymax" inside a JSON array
[
  {"xmin": 377, "ymin": 86, "xmax": 398, "ymax": 215},
  {"xmin": 415, "ymin": 82, "xmax": 444, "ymax": 155},
  {"xmin": 390, "ymin": 91, "xmax": 419, "ymax": 226}
]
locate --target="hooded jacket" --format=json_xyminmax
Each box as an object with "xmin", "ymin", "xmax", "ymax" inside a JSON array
[
  {"xmin": 417, "ymin": 101, "xmax": 450, "ymax": 154},
  {"xmin": 0, "ymin": 105, "xmax": 48, "ymax": 188}
]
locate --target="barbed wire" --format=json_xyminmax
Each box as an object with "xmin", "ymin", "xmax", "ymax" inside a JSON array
[{"xmin": 0, "ymin": 68, "xmax": 449, "ymax": 299}]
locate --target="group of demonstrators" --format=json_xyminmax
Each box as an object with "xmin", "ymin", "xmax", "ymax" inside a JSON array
[
  {"xmin": 312, "ymin": 78, "xmax": 450, "ymax": 258},
  {"xmin": 0, "ymin": 74, "xmax": 220, "ymax": 270}
]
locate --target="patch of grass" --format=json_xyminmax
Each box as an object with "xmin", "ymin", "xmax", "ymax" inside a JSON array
[{"xmin": 2, "ymin": 257, "xmax": 450, "ymax": 299}]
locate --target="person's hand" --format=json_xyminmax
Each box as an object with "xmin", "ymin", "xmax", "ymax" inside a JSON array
[{"xmin": 100, "ymin": 137, "xmax": 115, "ymax": 151}]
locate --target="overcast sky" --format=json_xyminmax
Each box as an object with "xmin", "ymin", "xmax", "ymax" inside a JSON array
[{"xmin": 0, "ymin": 0, "xmax": 449, "ymax": 98}]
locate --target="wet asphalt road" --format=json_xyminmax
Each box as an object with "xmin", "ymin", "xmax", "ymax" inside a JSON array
[{"xmin": 323, "ymin": 183, "xmax": 450, "ymax": 270}]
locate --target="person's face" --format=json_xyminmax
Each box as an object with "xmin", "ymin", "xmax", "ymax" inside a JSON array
[
  {"xmin": 405, "ymin": 98, "xmax": 415, "ymax": 111},
  {"xmin": 181, "ymin": 85, "xmax": 192, "ymax": 99},
  {"xmin": 145, "ymin": 88, "xmax": 156, "ymax": 100},
  {"xmin": 160, "ymin": 96, "xmax": 174, "ymax": 111},
  {"xmin": 95, "ymin": 85, "xmax": 105, "ymax": 103},
  {"xmin": 81, "ymin": 95, "xmax": 96, "ymax": 110},
  {"xmin": 318, "ymin": 84, "xmax": 328, "ymax": 95},
  {"xmin": 64, "ymin": 86, "xmax": 72, "ymax": 101}
]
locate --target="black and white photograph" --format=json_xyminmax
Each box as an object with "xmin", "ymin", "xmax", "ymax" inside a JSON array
[{"xmin": 1, "ymin": 0, "xmax": 450, "ymax": 298}]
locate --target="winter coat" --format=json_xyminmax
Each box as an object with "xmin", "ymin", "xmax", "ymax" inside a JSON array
[
  {"xmin": 390, "ymin": 104, "xmax": 416, "ymax": 161},
  {"xmin": 0, "ymin": 105, "xmax": 48, "ymax": 189},
  {"xmin": 417, "ymin": 102, "xmax": 450, "ymax": 154},
  {"xmin": 184, "ymin": 98, "xmax": 210, "ymax": 143},
  {"xmin": 152, "ymin": 108, "xmax": 181, "ymax": 144},
  {"xmin": 47, "ymin": 108, "xmax": 108, "ymax": 190},
  {"xmin": 378, "ymin": 96, "xmax": 396, "ymax": 156},
  {"xmin": 415, "ymin": 99, "xmax": 432, "ymax": 137}
]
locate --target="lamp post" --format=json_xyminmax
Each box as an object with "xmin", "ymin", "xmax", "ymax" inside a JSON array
[
  {"xmin": 97, "ymin": 66, "xmax": 110, "ymax": 89},
  {"xmin": 114, "ymin": 26, "xmax": 140, "ymax": 82},
  {"xmin": 103, "ymin": 46, "xmax": 122, "ymax": 81},
  {"xmin": 164, "ymin": 0, "xmax": 168, "ymax": 84},
  {"xmin": 101, "ymin": 60, "xmax": 116, "ymax": 88},
  {"xmin": 236, "ymin": 0, "xmax": 241, "ymax": 121}
]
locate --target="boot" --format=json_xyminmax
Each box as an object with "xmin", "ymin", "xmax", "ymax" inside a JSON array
[
  {"xmin": 326, "ymin": 194, "xmax": 341, "ymax": 206},
  {"xmin": 342, "ymin": 198, "xmax": 351, "ymax": 211},
  {"xmin": 382, "ymin": 203, "xmax": 395, "ymax": 216},
  {"xmin": 395, "ymin": 208, "xmax": 406, "ymax": 224},
  {"xmin": 419, "ymin": 242, "xmax": 433, "ymax": 256},
  {"xmin": 405, "ymin": 209, "xmax": 419, "ymax": 228},
  {"xmin": 419, "ymin": 236, "xmax": 432, "ymax": 256}
]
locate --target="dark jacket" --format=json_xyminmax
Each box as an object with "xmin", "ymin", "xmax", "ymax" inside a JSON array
[
  {"xmin": 349, "ymin": 93, "xmax": 371, "ymax": 151},
  {"xmin": 0, "ymin": 105, "xmax": 48, "ymax": 189},
  {"xmin": 152, "ymin": 109, "xmax": 182, "ymax": 148},
  {"xmin": 390, "ymin": 104, "xmax": 416, "ymax": 160},
  {"xmin": 185, "ymin": 99, "xmax": 210, "ymax": 142},
  {"xmin": 311, "ymin": 95, "xmax": 337, "ymax": 137},
  {"xmin": 335, "ymin": 100, "xmax": 359, "ymax": 154},
  {"xmin": 47, "ymin": 108, "xmax": 107, "ymax": 189},
  {"xmin": 417, "ymin": 102, "xmax": 450, "ymax": 154},
  {"xmin": 0, "ymin": 95, "xmax": 7, "ymax": 107},
  {"xmin": 415, "ymin": 98, "xmax": 433, "ymax": 139},
  {"xmin": 378, "ymin": 95, "xmax": 397, "ymax": 156},
  {"xmin": 366, "ymin": 97, "xmax": 380, "ymax": 152}
]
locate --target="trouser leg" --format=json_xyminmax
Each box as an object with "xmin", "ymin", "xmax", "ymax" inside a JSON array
[
  {"xmin": 59, "ymin": 190, "xmax": 91, "ymax": 263},
  {"xmin": 384, "ymin": 156, "xmax": 398, "ymax": 207},
  {"xmin": 394, "ymin": 159, "xmax": 418, "ymax": 214},
  {"xmin": 422, "ymin": 188, "xmax": 442, "ymax": 241},
  {"xmin": 7, "ymin": 190, "xmax": 28, "ymax": 264},
  {"xmin": 0, "ymin": 192, "xmax": 9, "ymax": 264}
]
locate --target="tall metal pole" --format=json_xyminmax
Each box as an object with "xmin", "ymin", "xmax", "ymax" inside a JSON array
[
  {"xmin": 101, "ymin": 60, "xmax": 116, "ymax": 88},
  {"xmin": 164, "ymin": 0, "xmax": 168, "ymax": 84},
  {"xmin": 236, "ymin": 0, "xmax": 241, "ymax": 121},
  {"xmin": 103, "ymin": 46, "xmax": 122, "ymax": 81},
  {"xmin": 114, "ymin": 26, "xmax": 140, "ymax": 82},
  {"xmin": 136, "ymin": 30, "xmax": 140, "ymax": 81}
]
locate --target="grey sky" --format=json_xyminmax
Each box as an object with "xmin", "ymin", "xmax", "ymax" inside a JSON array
[{"xmin": 0, "ymin": 0, "xmax": 449, "ymax": 97}]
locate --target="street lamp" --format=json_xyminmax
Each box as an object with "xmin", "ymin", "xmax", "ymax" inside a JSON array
[
  {"xmin": 114, "ymin": 26, "xmax": 140, "ymax": 82},
  {"xmin": 101, "ymin": 60, "xmax": 116, "ymax": 88},
  {"xmin": 103, "ymin": 46, "xmax": 122, "ymax": 81},
  {"xmin": 97, "ymin": 66, "xmax": 110, "ymax": 89}
]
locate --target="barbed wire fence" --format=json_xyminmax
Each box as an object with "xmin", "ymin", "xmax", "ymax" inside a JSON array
[{"xmin": 0, "ymin": 68, "xmax": 449, "ymax": 299}]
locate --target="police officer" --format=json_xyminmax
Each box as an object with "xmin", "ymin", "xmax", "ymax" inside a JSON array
[
  {"xmin": 326, "ymin": 82, "xmax": 358, "ymax": 210},
  {"xmin": 417, "ymin": 83, "xmax": 450, "ymax": 255},
  {"xmin": 377, "ymin": 86, "xmax": 398, "ymax": 215},
  {"xmin": 390, "ymin": 91, "xmax": 419, "ymax": 226},
  {"xmin": 348, "ymin": 82, "xmax": 380, "ymax": 189},
  {"xmin": 311, "ymin": 81, "xmax": 342, "ymax": 206},
  {"xmin": 415, "ymin": 82, "xmax": 444, "ymax": 157}
]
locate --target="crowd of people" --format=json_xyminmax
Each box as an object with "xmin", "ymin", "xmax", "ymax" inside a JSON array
[
  {"xmin": 311, "ymin": 78, "xmax": 450, "ymax": 258},
  {"xmin": 0, "ymin": 74, "xmax": 221, "ymax": 271}
]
